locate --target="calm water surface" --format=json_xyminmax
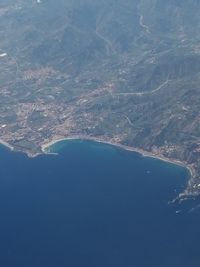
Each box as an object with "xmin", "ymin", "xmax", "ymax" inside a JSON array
[{"xmin": 0, "ymin": 140, "xmax": 199, "ymax": 267}]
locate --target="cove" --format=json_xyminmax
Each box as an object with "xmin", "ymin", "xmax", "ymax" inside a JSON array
[{"xmin": 0, "ymin": 140, "xmax": 199, "ymax": 267}]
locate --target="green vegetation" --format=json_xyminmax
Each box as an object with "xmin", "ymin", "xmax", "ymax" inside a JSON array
[{"xmin": 0, "ymin": 0, "xmax": 200, "ymax": 196}]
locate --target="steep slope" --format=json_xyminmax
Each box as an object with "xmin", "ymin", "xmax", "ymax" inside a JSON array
[{"xmin": 0, "ymin": 0, "xmax": 200, "ymax": 197}]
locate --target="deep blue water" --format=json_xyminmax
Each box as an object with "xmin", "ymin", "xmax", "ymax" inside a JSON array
[{"xmin": 0, "ymin": 140, "xmax": 200, "ymax": 267}]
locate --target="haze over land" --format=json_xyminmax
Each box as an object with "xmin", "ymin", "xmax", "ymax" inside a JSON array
[{"xmin": 0, "ymin": 0, "xmax": 200, "ymax": 195}]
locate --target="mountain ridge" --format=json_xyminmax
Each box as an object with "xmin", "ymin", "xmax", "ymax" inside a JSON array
[{"xmin": 0, "ymin": 0, "xmax": 200, "ymax": 197}]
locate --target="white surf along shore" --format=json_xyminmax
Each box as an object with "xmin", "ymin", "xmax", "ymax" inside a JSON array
[
  {"xmin": 41, "ymin": 136, "xmax": 198, "ymax": 200},
  {"xmin": 0, "ymin": 139, "xmax": 14, "ymax": 151},
  {"xmin": 41, "ymin": 136, "xmax": 195, "ymax": 180},
  {"xmin": 0, "ymin": 135, "xmax": 196, "ymax": 199}
]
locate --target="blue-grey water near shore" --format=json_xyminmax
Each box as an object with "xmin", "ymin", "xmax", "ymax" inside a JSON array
[{"xmin": 0, "ymin": 140, "xmax": 200, "ymax": 267}]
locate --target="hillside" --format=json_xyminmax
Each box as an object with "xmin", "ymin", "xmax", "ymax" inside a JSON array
[{"xmin": 0, "ymin": 0, "xmax": 200, "ymax": 197}]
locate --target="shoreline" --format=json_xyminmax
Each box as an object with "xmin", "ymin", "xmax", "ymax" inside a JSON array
[
  {"xmin": 0, "ymin": 135, "xmax": 196, "ymax": 199},
  {"xmin": 41, "ymin": 135, "xmax": 194, "ymax": 180},
  {"xmin": 0, "ymin": 139, "xmax": 14, "ymax": 151}
]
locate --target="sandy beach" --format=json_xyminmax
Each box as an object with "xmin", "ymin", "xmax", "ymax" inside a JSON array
[
  {"xmin": 0, "ymin": 135, "xmax": 195, "ymax": 199},
  {"xmin": 41, "ymin": 135, "xmax": 195, "ymax": 181},
  {"xmin": 0, "ymin": 139, "xmax": 14, "ymax": 151}
]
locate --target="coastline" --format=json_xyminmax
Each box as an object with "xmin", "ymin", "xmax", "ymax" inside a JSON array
[
  {"xmin": 0, "ymin": 135, "xmax": 195, "ymax": 199},
  {"xmin": 41, "ymin": 135, "xmax": 194, "ymax": 181},
  {"xmin": 0, "ymin": 139, "xmax": 14, "ymax": 151},
  {"xmin": 41, "ymin": 135, "xmax": 198, "ymax": 200}
]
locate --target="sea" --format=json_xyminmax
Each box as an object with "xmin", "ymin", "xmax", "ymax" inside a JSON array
[{"xmin": 0, "ymin": 140, "xmax": 200, "ymax": 267}]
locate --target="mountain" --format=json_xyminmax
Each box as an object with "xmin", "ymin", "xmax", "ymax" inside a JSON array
[{"xmin": 0, "ymin": 0, "xmax": 200, "ymax": 197}]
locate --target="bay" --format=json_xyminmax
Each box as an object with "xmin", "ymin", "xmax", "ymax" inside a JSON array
[{"xmin": 0, "ymin": 140, "xmax": 199, "ymax": 267}]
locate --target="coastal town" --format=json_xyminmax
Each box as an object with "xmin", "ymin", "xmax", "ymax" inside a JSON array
[{"xmin": 0, "ymin": 0, "xmax": 200, "ymax": 200}]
